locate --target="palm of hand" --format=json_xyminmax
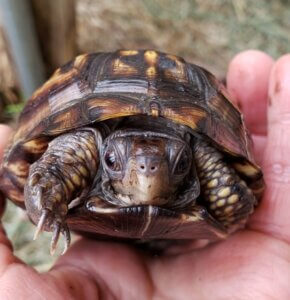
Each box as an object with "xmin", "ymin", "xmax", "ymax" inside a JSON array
[{"xmin": 0, "ymin": 51, "xmax": 289, "ymax": 300}]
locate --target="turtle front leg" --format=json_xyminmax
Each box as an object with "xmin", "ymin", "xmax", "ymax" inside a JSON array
[
  {"xmin": 193, "ymin": 139, "xmax": 256, "ymax": 232},
  {"xmin": 24, "ymin": 128, "xmax": 101, "ymax": 254}
]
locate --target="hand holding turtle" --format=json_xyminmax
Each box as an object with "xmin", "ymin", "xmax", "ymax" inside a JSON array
[{"xmin": 0, "ymin": 51, "xmax": 289, "ymax": 299}]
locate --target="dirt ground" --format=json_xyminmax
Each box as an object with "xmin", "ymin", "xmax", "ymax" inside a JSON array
[{"xmin": 1, "ymin": 0, "xmax": 290, "ymax": 270}]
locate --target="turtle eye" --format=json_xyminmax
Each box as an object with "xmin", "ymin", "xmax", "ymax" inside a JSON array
[
  {"xmin": 174, "ymin": 150, "xmax": 191, "ymax": 175},
  {"xmin": 104, "ymin": 149, "xmax": 121, "ymax": 171}
]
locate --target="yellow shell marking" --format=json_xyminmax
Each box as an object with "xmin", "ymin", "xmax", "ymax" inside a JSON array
[
  {"xmin": 120, "ymin": 50, "xmax": 138, "ymax": 56},
  {"xmin": 166, "ymin": 54, "xmax": 180, "ymax": 62},
  {"xmin": 144, "ymin": 50, "xmax": 158, "ymax": 78},
  {"xmin": 164, "ymin": 54, "xmax": 186, "ymax": 81},
  {"xmin": 149, "ymin": 102, "xmax": 160, "ymax": 117},
  {"xmin": 74, "ymin": 54, "xmax": 89, "ymax": 68},
  {"xmin": 144, "ymin": 50, "xmax": 158, "ymax": 64},
  {"xmin": 23, "ymin": 139, "xmax": 48, "ymax": 154},
  {"xmin": 151, "ymin": 107, "xmax": 159, "ymax": 116},
  {"xmin": 146, "ymin": 66, "xmax": 157, "ymax": 78},
  {"xmin": 164, "ymin": 107, "xmax": 206, "ymax": 130},
  {"xmin": 113, "ymin": 58, "xmax": 137, "ymax": 75}
]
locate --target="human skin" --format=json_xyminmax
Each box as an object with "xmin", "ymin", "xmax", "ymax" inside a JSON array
[{"xmin": 0, "ymin": 50, "xmax": 289, "ymax": 299}]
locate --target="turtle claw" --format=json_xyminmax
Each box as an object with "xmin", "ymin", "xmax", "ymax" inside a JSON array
[
  {"xmin": 61, "ymin": 224, "xmax": 71, "ymax": 255},
  {"xmin": 50, "ymin": 222, "xmax": 71, "ymax": 255},
  {"xmin": 33, "ymin": 209, "xmax": 49, "ymax": 240},
  {"xmin": 32, "ymin": 209, "xmax": 71, "ymax": 255},
  {"xmin": 50, "ymin": 222, "xmax": 61, "ymax": 255}
]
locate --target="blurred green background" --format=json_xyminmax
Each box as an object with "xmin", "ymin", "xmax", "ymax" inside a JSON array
[{"xmin": 0, "ymin": 0, "xmax": 289, "ymax": 271}]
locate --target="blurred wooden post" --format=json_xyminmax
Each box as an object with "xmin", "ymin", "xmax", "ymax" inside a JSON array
[
  {"xmin": 0, "ymin": 0, "xmax": 46, "ymax": 98},
  {"xmin": 31, "ymin": 0, "xmax": 77, "ymax": 75}
]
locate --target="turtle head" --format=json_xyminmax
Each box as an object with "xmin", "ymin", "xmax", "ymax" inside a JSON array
[{"xmin": 101, "ymin": 130, "xmax": 194, "ymax": 207}]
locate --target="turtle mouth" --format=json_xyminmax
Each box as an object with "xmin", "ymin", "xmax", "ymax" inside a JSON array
[
  {"xmin": 94, "ymin": 177, "xmax": 197, "ymax": 212},
  {"xmin": 101, "ymin": 178, "xmax": 175, "ymax": 207},
  {"xmin": 86, "ymin": 193, "xmax": 182, "ymax": 216},
  {"xmin": 114, "ymin": 192, "xmax": 170, "ymax": 207}
]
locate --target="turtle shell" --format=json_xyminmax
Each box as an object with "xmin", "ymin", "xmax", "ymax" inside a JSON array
[{"xmin": 1, "ymin": 50, "xmax": 264, "ymax": 210}]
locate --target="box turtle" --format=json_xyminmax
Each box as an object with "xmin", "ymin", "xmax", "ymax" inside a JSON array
[{"xmin": 0, "ymin": 50, "xmax": 264, "ymax": 254}]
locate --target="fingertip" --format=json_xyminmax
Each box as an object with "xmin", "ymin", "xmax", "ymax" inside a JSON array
[
  {"xmin": 228, "ymin": 50, "xmax": 274, "ymax": 82},
  {"xmin": 227, "ymin": 50, "xmax": 274, "ymax": 135},
  {"xmin": 229, "ymin": 49, "xmax": 273, "ymax": 64}
]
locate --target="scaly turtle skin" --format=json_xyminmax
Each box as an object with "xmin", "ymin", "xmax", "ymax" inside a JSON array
[{"xmin": 0, "ymin": 50, "xmax": 264, "ymax": 254}]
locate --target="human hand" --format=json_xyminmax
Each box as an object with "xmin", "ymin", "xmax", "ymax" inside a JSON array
[{"xmin": 0, "ymin": 51, "xmax": 289, "ymax": 299}]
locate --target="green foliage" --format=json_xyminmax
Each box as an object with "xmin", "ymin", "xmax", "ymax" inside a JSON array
[{"xmin": 4, "ymin": 102, "xmax": 25, "ymax": 117}]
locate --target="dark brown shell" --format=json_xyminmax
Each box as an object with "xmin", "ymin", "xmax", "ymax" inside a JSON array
[{"xmin": 0, "ymin": 50, "xmax": 264, "ymax": 206}]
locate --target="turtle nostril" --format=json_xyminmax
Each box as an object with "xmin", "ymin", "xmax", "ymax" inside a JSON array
[
  {"xmin": 138, "ymin": 164, "xmax": 158, "ymax": 172},
  {"xmin": 136, "ymin": 157, "xmax": 161, "ymax": 174}
]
